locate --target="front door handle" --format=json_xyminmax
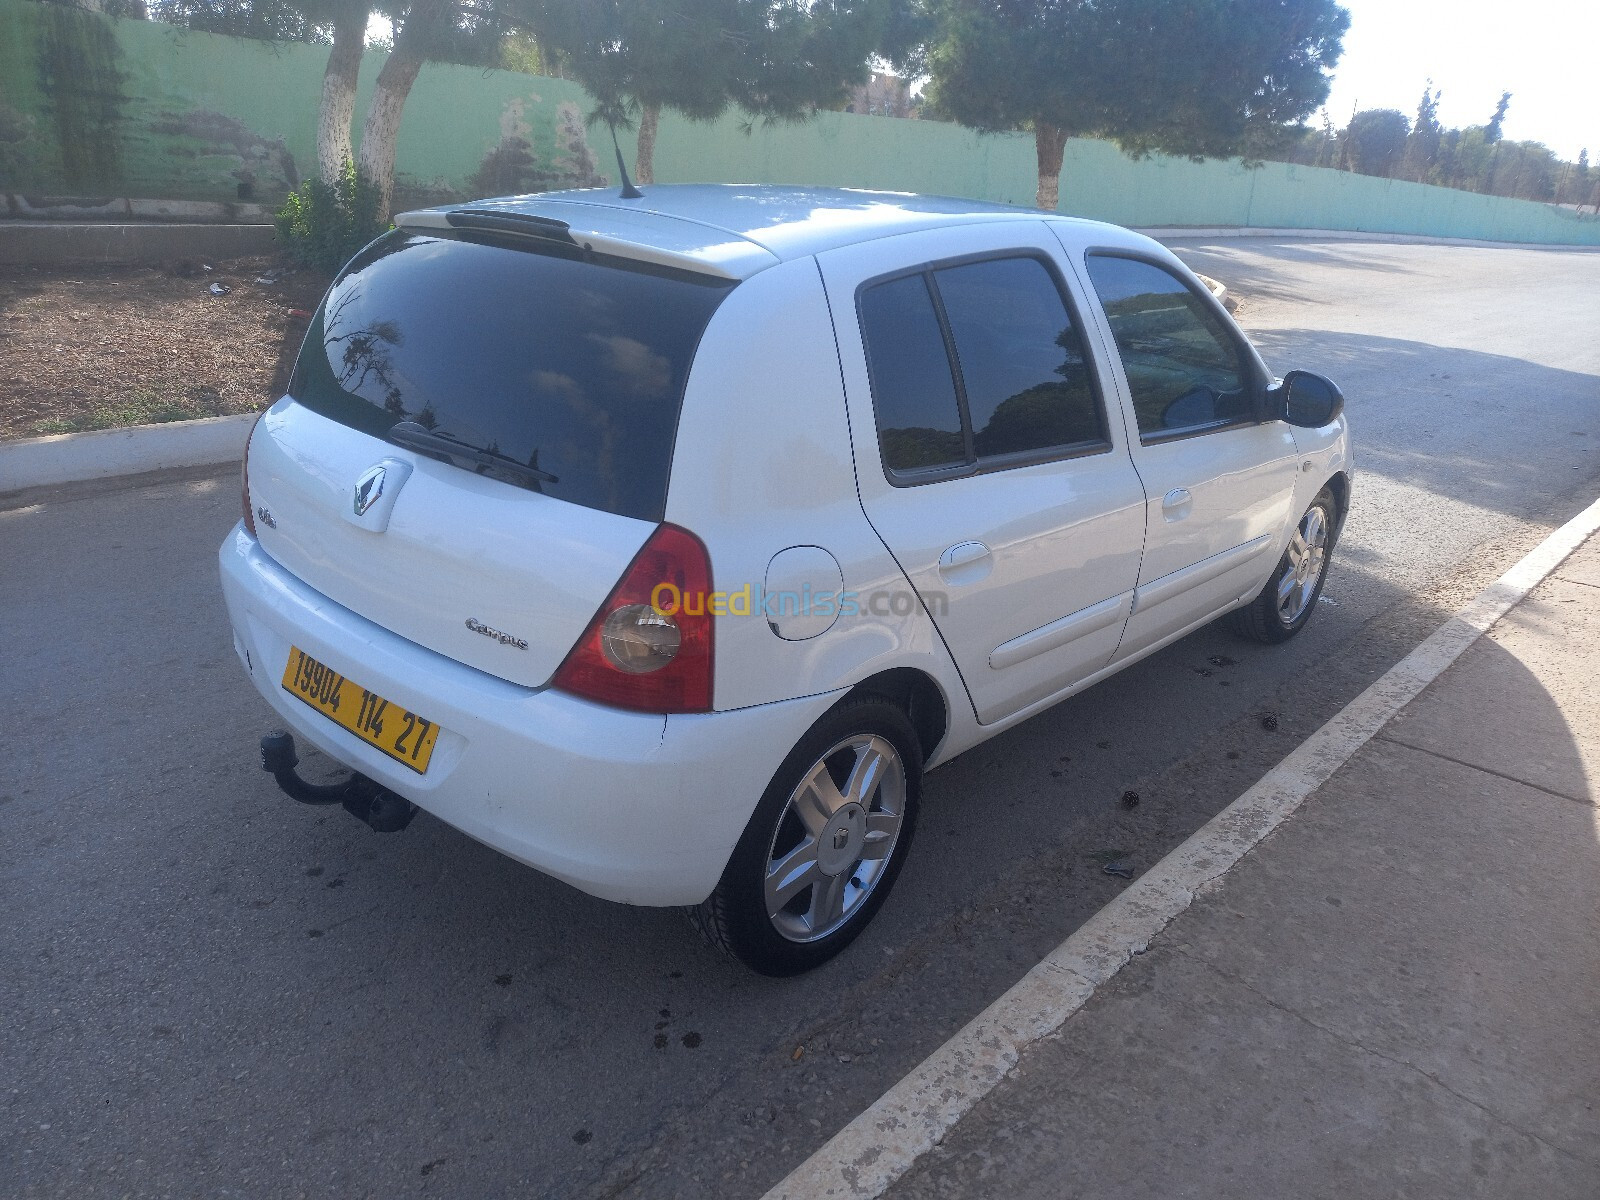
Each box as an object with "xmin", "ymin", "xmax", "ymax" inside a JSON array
[
  {"xmin": 938, "ymin": 540, "xmax": 993, "ymax": 584},
  {"xmin": 1162, "ymin": 487, "xmax": 1193, "ymax": 522}
]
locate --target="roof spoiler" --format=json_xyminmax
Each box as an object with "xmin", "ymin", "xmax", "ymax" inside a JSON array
[{"xmin": 394, "ymin": 204, "xmax": 776, "ymax": 281}]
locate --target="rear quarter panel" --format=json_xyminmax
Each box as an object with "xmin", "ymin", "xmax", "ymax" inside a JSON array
[{"xmin": 664, "ymin": 257, "xmax": 968, "ymax": 728}]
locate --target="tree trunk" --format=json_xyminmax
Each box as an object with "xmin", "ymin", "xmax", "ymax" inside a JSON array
[
  {"xmin": 635, "ymin": 103, "xmax": 661, "ymax": 185},
  {"xmin": 318, "ymin": 5, "xmax": 368, "ymax": 184},
  {"xmin": 356, "ymin": 0, "xmax": 451, "ymax": 222},
  {"xmin": 1034, "ymin": 122, "xmax": 1069, "ymax": 211},
  {"xmin": 357, "ymin": 46, "xmax": 428, "ymax": 223}
]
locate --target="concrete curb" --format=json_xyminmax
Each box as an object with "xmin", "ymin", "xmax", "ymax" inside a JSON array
[
  {"xmin": 764, "ymin": 493, "xmax": 1600, "ymax": 1200},
  {"xmin": 0, "ymin": 413, "xmax": 256, "ymax": 494},
  {"xmin": 1193, "ymin": 272, "xmax": 1233, "ymax": 311}
]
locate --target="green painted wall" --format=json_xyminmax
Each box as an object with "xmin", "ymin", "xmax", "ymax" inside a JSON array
[
  {"xmin": 3, "ymin": 0, "xmax": 1598, "ymax": 246},
  {"xmin": 0, "ymin": 0, "xmax": 606, "ymax": 207}
]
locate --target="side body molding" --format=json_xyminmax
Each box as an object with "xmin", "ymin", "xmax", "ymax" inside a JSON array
[
  {"xmin": 990, "ymin": 592, "xmax": 1132, "ymax": 671},
  {"xmin": 1132, "ymin": 534, "xmax": 1273, "ymax": 614}
]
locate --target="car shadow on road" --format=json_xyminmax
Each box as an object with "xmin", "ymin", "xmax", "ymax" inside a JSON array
[{"xmin": 1250, "ymin": 328, "xmax": 1600, "ymax": 525}]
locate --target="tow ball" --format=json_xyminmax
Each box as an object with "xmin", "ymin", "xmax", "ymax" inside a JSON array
[{"xmin": 259, "ymin": 730, "xmax": 417, "ymax": 833}]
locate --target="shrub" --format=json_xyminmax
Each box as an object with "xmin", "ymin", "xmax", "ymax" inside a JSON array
[{"xmin": 275, "ymin": 161, "xmax": 385, "ymax": 273}]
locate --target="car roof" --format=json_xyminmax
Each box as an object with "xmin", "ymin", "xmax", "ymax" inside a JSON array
[{"xmin": 395, "ymin": 184, "xmax": 1151, "ymax": 281}]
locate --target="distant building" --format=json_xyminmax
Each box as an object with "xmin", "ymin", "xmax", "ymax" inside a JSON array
[{"xmin": 845, "ymin": 73, "xmax": 915, "ymax": 119}]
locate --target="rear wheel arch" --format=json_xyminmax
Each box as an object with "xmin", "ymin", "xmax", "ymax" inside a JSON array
[
  {"xmin": 691, "ymin": 693, "xmax": 922, "ymax": 974},
  {"xmin": 839, "ymin": 667, "xmax": 949, "ymax": 765}
]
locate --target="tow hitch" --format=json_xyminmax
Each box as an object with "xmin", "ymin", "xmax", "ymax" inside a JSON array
[{"xmin": 259, "ymin": 730, "xmax": 417, "ymax": 833}]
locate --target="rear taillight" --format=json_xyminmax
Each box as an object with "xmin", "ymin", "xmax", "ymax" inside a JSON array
[
  {"xmin": 241, "ymin": 410, "xmax": 266, "ymax": 537},
  {"xmin": 552, "ymin": 524, "xmax": 714, "ymax": 714}
]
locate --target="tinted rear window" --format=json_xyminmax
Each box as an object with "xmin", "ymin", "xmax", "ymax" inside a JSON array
[
  {"xmin": 289, "ymin": 230, "xmax": 734, "ymax": 522},
  {"xmin": 858, "ymin": 274, "xmax": 967, "ymax": 474},
  {"xmin": 858, "ymin": 254, "xmax": 1106, "ymax": 483},
  {"xmin": 933, "ymin": 257, "xmax": 1103, "ymax": 456}
]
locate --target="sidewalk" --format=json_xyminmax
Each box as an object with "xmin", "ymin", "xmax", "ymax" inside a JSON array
[{"xmin": 886, "ymin": 534, "xmax": 1600, "ymax": 1198}]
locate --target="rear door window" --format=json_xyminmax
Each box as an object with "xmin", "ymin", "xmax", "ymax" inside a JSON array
[
  {"xmin": 934, "ymin": 257, "xmax": 1103, "ymax": 458},
  {"xmin": 857, "ymin": 274, "xmax": 968, "ymax": 474},
  {"xmin": 857, "ymin": 253, "xmax": 1107, "ymax": 484},
  {"xmin": 289, "ymin": 230, "xmax": 734, "ymax": 522}
]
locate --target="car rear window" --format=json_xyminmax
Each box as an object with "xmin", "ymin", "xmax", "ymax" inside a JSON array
[
  {"xmin": 933, "ymin": 257, "xmax": 1103, "ymax": 456},
  {"xmin": 289, "ymin": 230, "xmax": 735, "ymax": 522}
]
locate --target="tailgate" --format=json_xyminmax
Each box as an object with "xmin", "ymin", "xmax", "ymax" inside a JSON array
[
  {"xmin": 246, "ymin": 225, "xmax": 736, "ymax": 688},
  {"xmin": 248, "ymin": 401, "xmax": 652, "ymax": 688}
]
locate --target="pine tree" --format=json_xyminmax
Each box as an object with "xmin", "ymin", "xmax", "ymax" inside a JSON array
[
  {"xmin": 1342, "ymin": 109, "xmax": 1409, "ymax": 177},
  {"xmin": 1403, "ymin": 80, "xmax": 1443, "ymax": 182},
  {"xmin": 927, "ymin": 0, "xmax": 1350, "ymax": 210},
  {"xmin": 1486, "ymin": 90, "xmax": 1512, "ymax": 143}
]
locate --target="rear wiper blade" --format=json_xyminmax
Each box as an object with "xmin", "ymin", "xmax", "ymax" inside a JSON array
[{"xmin": 387, "ymin": 421, "xmax": 559, "ymax": 485}]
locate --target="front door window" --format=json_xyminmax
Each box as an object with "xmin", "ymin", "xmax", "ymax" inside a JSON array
[{"xmin": 1083, "ymin": 254, "xmax": 1254, "ymax": 439}]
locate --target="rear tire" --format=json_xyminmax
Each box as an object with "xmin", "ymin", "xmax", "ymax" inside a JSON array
[
  {"xmin": 690, "ymin": 696, "xmax": 921, "ymax": 976},
  {"xmin": 1227, "ymin": 487, "xmax": 1337, "ymax": 644}
]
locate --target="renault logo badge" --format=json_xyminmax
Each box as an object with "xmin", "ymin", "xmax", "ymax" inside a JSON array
[
  {"xmin": 342, "ymin": 458, "xmax": 411, "ymax": 532},
  {"xmin": 353, "ymin": 465, "xmax": 386, "ymax": 517}
]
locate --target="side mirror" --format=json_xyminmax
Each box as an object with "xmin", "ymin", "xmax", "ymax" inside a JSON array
[{"xmin": 1272, "ymin": 370, "xmax": 1345, "ymax": 428}]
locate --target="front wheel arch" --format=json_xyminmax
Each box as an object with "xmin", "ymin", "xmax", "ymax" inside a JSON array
[
  {"xmin": 1227, "ymin": 486, "xmax": 1338, "ymax": 645},
  {"xmin": 1323, "ymin": 470, "xmax": 1351, "ymax": 546}
]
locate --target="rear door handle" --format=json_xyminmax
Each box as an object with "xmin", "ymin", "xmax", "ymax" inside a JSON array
[
  {"xmin": 938, "ymin": 540, "xmax": 993, "ymax": 583},
  {"xmin": 940, "ymin": 541, "xmax": 990, "ymax": 569},
  {"xmin": 1162, "ymin": 488, "xmax": 1193, "ymax": 521}
]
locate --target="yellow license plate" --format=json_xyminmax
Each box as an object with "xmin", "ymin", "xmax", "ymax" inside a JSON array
[{"xmin": 281, "ymin": 646, "xmax": 440, "ymax": 774}]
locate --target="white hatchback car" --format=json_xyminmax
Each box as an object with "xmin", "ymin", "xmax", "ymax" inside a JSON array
[{"xmin": 221, "ymin": 185, "xmax": 1350, "ymax": 975}]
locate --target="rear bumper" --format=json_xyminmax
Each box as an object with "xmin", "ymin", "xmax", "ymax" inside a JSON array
[{"xmin": 218, "ymin": 525, "xmax": 841, "ymax": 905}]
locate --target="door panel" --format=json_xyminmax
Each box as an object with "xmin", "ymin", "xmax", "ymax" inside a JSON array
[
  {"xmin": 864, "ymin": 459, "xmax": 1146, "ymax": 722},
  {"xmin": 818, "ymin": 223, "xmax": 1149, "ymax": 725},
  {"xmin": 1131, "ymin": 427, "xmax": 1300, "ymax": 583},
  {"xmin": 1074, "ymin": 251, "xmax": 1300, "ymax": 658}
]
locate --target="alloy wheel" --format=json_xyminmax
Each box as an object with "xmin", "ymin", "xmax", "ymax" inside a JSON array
[
  {"xmin": 763, "ymin": 734, "xmax": 907, "ymax": 943},
  {"xmin": 1277, "ymin": 503, "xmax": 1330, "ymax": 624}
]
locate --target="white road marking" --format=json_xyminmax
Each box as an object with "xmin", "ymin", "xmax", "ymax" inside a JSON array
[{"xmin": 765, "ymin": 493, "xmax": 1600, "ymax": 1200}]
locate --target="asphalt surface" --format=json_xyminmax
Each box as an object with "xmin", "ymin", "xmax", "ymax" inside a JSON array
[{"xmin": 4, "ymin": 239, "xmax": 1598, "ymax": 1199}]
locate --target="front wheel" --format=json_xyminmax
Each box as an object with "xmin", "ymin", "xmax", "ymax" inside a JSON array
[
  {"xmin": 1227, "ymin": 487, "xmax": 1337, "ymax": 644},
  {"xmin": 690, "ymin": 697, "xmax": 921, "ymax": 976}
]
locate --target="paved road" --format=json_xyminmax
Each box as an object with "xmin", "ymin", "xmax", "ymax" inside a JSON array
[{"xmin": 4, "ymin": 240, "xmax": 1598, "ymax": 1200}]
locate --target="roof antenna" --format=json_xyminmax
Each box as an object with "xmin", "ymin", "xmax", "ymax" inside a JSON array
[{"xmin": 609, "ymin": 123, "xmax": 644, "ymax": 200}]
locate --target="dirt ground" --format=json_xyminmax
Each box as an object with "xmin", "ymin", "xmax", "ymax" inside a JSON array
[{"xmin": 0, "ymin": 255, "xmax": 331, "ymax": 440}]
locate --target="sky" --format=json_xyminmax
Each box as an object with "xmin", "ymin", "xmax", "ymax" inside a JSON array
[{"xmin": 1320, "ymin": 0, "xmax": 1598, "ymax": 162}]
